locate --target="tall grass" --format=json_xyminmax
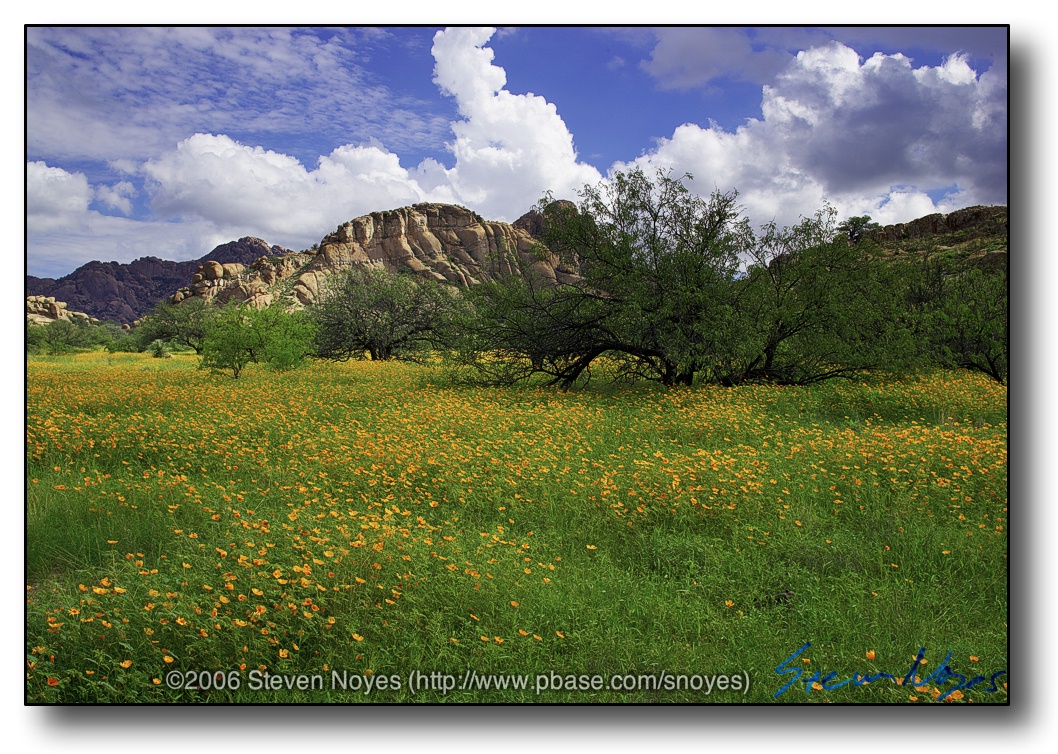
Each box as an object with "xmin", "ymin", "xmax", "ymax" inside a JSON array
[{"xmin": 26, "ymin": 353, "xmax": 1007, "ymax": 702}]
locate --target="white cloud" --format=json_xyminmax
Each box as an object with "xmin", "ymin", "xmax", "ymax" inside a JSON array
[
  {"xmin": 27, "ymin": 161, "xmax": 235, "ymax": 277},
  {"xmin": 94, "ymin": 181, "xmax": 137, "ymax": 215},
  {"xmin": 617, "ymin": 42, "xmax": 1006, "ymax": 229},
  {"xmin": 841, "ymin": 190, "xmax": 946, "ymax": 227},
  {"xmin": 142, "ymin": 133, "xmax": 438, "ymax": 244},
  {"xmin": 430, "ymin": 27, "xmax": 602, "ymax": 218},
  {"xmin": 26, "ymin": 162, "xmax": 92, "ymax": 230}
]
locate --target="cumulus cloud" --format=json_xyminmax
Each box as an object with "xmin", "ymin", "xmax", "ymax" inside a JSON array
[
  {"xmin": 26, "ymin": 161, "xmax": 92, "ymax": 230},
  {"xmin": 94, "ymin": 181, "xmax": 137, "ymax": 215},
  {"xmin": 142, "ymin": 133, "xmax": 438, "ymax": 243},
  {"xmin": 430, "ymin": 27, "xmax": 602, "ymax": 219},
  {"xmin": 618, "ymin": 41, "xmax": 1006, "ymax": 228}
]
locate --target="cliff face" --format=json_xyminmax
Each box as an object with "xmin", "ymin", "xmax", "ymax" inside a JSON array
[
  {"xmin": 870, "ymin": 205, "xmax": 1008, "ymax": 243},
  {"xmin": 169, "ymin": 204, "xmax": 580, "ymax": 310},
  {"xmin": 26, "ymin": 237, "xmax": 292, "ymax": 323}
]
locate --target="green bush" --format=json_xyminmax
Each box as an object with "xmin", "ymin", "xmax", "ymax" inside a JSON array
[{"xmin": 200, "ymin": 303, "xmax": 316, "ymax": 378}]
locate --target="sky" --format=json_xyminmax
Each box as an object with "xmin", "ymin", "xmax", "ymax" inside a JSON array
[{"xmin": 25, "ymin": 24, "xmax": 1008, "ymax": 278}]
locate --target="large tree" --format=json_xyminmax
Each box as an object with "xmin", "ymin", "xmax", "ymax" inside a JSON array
[
  {"xmin": 311, "ymin": 266, "xmax": 456, "ymax": 362},
  {"xmin": 462, "ymin": 168, "xmax": 753, "ymax": 388},
  {"xmin": 721, "ymin": 207, "xmax": 915, "ymax": 386}
]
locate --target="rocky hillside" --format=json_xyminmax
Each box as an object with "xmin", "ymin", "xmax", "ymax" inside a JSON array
[
  {"xmin": 26, "ymin": 237, "xmax": 292, "ymax": 323},
  {"xmin": 869, "ymin": 204, "xmax": 1007, "ymax": 244},
  {"xmin": 867, "ymin": 205, "xmax": 1008, "ymax": 272},
  {"xmin": 167, "ymin": 203, "xmax": 579, "ymax": 311}
]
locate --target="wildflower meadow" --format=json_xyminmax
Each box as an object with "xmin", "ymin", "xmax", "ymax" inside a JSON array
[{"xmin": 26, "ymin": 352, "xmax": 1007, "ymax": 702}]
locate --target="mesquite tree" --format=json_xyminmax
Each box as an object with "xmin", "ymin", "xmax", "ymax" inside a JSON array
[
  {"xmin": 462, "ymin": 168, "xmax": 754, "ymax": 387},
  {"xmin": 311, "ymin": 266, "xmax": 456, "ymax": 362}
]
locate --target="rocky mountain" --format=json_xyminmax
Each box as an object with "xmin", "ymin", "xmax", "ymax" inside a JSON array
[
  {"xmin": 26, "ymin": 237, "xmax": 292, "ymax": 323},
  {"xmin": 166, "ymin": 203, "xmax": 580, "ymax": 311}
]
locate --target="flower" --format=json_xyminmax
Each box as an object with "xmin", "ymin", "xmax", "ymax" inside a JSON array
[
  {"xmin": 119, "ymin": 660, "xmax": 133, "ymax": 668},
  {"xmin": 866, "ymin": 650, "xmax": 876, "ymax": 661}
]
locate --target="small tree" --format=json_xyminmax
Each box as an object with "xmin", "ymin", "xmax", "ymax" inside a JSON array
[
  {"xmin": 135, "ymin": 298, "xmax": 215, "ymax": 354},
  {"xmin": 200, "ymin": 303, "xmax": 315, "ymax": 378},
  {"xmin": 26, "ymin": 317, "xmax": 124, "ymax": 355},
  {"xmin": 836, "ymin": 215, "xmax": 882, "ymax": 243},
  {"xmin": 311, "ymin": 266, "xmax": 455, "ymax": 362}
]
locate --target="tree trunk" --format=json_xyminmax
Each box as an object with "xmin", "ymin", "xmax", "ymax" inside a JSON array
[{"xmin": 559, "ymin": 347, "xmax": 606, "ymax": 390}]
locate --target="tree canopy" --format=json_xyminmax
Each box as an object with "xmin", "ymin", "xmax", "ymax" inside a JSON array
[
  {"xmin": 199, "ymin": 303, "xmax": 316, "ymax": 378},
  {"xmin": 311, "ymin": 266, "xmax": 458, "ymax": 362},
  {"xmin": 452, "ymin": 168, "xmax": 1005, "ymax": 387}
]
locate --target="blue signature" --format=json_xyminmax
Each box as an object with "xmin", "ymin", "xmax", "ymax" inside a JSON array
[{"xmin": 774, "ymin": 642, "xmax": 1007, "ymax": 701}]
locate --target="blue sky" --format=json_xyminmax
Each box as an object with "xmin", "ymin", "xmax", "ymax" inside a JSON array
[{"xmin": 25, "ymin": 25, "xmax": 1008, "ymax": 278}]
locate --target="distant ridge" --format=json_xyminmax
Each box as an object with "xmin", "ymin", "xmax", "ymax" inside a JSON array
[{"xmin": 26, "ymin": 238, "xmax": 292, "ymax": 323}]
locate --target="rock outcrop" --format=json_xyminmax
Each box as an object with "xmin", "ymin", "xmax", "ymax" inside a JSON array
[
  {"xmin": 169, "ymin": 252, "xmax": 313, "ymax": 310},
  {"xmin": 870, "ymin": 205, "xmax": 1008, "ymax": 244},
  {"xmin": 26, "ymin": 296, "xmax": 96, "ymax": 326},
  {"xmin": 170, "ymin": 203, "xmax": 580, "ymax": 310}
]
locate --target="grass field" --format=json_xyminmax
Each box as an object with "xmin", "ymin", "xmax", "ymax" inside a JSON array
[{"xmin": 25, "ymin": 352, "xmax": 1008, "ymax": 703}]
